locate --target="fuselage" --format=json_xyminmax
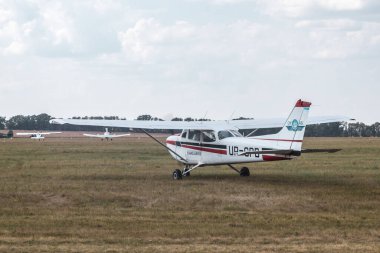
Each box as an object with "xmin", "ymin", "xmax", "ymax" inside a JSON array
[
  {"xmin": 31, "ymin": 134, "xmax": 45, "ymax": 140},
  {"xmin": 166, "ymin": 129, "xmax": 292, "ymax": 165}
]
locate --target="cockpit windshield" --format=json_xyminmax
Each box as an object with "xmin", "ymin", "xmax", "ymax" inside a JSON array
[
  {"xmin": 218, "ymin": 130, "xmax": 233, "ymax": 140},
  {"xmin": 218, "ymin": 130, "xmax": 242, "ymax": 140},
  {"xmin": 229, "ymin": 130, "xmax": 243, "ymax": 137}
]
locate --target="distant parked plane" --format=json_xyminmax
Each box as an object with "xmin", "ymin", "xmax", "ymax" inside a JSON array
[
  {"xmin": 83, "ymin": 128, "xmax": 130, "ymax": 141},
  {"xmin": 0, "ymin": 130, "xmax": 13, "ymax": 139},
  {"xmin": 17, "ymin": 132, "xmax": 62, "ymax": 140}
]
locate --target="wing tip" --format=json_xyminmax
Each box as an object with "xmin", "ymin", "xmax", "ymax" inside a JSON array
[{"xmin": 50, "ymin": 119, "xmax": 67, "ymax": 125}]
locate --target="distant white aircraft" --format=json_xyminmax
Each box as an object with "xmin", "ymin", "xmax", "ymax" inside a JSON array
[
  {"xmin": 51, "ymin": 99, "xmax": 353, "ymax": 179},
  {"xmin": 83, "ymin": 128, "xmax": 130, "ymax": 141},
  {"xmin": 16, "ymin": 132, "xmax": 62, "ymax": 140}
]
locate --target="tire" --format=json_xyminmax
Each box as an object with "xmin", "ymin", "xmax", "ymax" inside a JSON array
[
  {"xmin": 240, "ymin": 167, "xmax": 250, "ymax": 177},
  {"xmin": 172, "ymin": 169, "xmax": 183, "ymax": 180}
]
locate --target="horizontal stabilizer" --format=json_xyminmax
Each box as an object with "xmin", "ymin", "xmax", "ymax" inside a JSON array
[
  {"xmin": 239, "ymin": 148, "xmax": 342, "ymax": 156},
  {"xmin": 239, "ymin": 149, "xmax": 293, "ymax": 156},
  {"xmin": 302, "ymin": 149, "xmax": 341, "ymax": 153}
]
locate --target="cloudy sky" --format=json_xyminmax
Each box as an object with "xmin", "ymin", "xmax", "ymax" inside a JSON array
[{"xmin": 1, "ymin": 0, "xmax": 379, "ymax": 123}]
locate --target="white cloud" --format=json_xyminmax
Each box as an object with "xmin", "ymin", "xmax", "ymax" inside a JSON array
[
  {"xmin": 118, "ymin": 18, "xmax": 196, "ymax": 62},
  {"xmin": 118, "ymin": 18, "xmax": 263, "ymax": 63},
  {"xmin": 3, "ymin": 40, "xmax": 26, "ymax": 54},
  {"xmin": 296, "ymin": 19, "xmax": 380, "ymax": 59},
  {"xmin": 38, "ymin": 1, "xmax": 74, "ymax": 45},
  {"xmin": 295, "ymin": 19, "xmax": 360, "ymax": 31},
  {"xmin": 317, "ymin": 0, "xmax": 365, "ymax": 11},
  {"xmin": 0, "ymin": 0, "xmax": 379, "ymax": 122}
]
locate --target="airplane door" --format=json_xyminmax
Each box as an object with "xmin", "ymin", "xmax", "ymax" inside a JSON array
[
  {"xmin": 186, "ymin": 130, "xmax": 202, "ymax": 164},
  {"xmin": 200, "ymin": 130, "xmax": 218, "ymax": 164}
]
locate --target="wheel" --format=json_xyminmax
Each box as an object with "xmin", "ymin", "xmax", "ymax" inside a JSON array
[
  {"xmin": 240, "ymin": 167, "xmax": 250, "ymax": 177},
  {"xmin": 183, "ymin": 167, "xmax": 191, "ymax": 177},
  {"xmin": 172, "ymin": 169, "xmax": 183, "ymax": 180}
]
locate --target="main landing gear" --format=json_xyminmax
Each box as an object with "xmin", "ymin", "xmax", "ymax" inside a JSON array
[
  {"xmin": 172, "ymin": 164, "xmax": 251, "ymax": 180},
  {"xmin": 228, "ymin": 164, "xmax": 250, "ymax": 177},
  {"xmin": 239, "ymin": 167, "xmax": 250, "ymax": 177}
]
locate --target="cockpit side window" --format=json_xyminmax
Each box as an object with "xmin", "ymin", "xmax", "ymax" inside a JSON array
[
  {"xmin": 181, "ymin": 130, "xmax": 187, "ymax": 139},
  {"xmin": 202, "ymin": 130, "xmax": 216, "ymax": 142},
  {"xmin": 188, "ymin": 130, "xmax": 201, "ymax": 141},
  {"xmin": 218, "ymin": 130, "xmax": 234, "ymax": 140}
]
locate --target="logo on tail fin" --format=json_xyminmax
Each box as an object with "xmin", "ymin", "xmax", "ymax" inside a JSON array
[{"xmin": 286, "ymin": 119, "xmax": 305, "ymax": 132}]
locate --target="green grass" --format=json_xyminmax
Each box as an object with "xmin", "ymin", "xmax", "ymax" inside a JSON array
[{"xmin": 0, "ymin": 137, "xmax": 379, "ymax": 252}]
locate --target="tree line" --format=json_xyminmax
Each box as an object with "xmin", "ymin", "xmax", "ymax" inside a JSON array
[{"xmin": 0, "ymin": 113, "xmax": 379, "ymax": 137}]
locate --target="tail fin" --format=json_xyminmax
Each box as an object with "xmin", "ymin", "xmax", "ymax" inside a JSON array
[
  {"xmin": 255, "ymin": 99, "xmax": 311, "ymax": 151},
  {"xmin": 276, "ymin": 99, "xmax": 311, "ymax": 151}
]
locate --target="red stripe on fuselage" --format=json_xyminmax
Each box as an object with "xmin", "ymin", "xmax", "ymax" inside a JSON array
[
  {"xmin": 166, "ymin": 140, "xmax": 227, "ymax": 155},
  {"xmin": 263, "ymin": 155, "xmax": 291, "ymax": 161},
  {"xmin": 182, "ymin": 144, "xmax": 227, "ymax": 155}
]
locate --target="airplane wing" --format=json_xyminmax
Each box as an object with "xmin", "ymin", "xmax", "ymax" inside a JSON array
[
  {"xmin": 50, "ymin": 116, "xmax": 352, "ymax": 130},
  {"xmin": 40, "ymin": 132, "xmax": 62, "ymax": 135},
  {"xmin": 110, "ymin": 134, "xmax": 131, "ymax": 138},
  {"xmin": 16, "ymin": 133, "xmax": 37, "ymax": 136},
  {"xmin": 83, "ymin": 133, "xmax": 103, "ymax": 138},
  {"xmin": 17, "ymin": 132, "xmax": 61, "ymax": 136}
]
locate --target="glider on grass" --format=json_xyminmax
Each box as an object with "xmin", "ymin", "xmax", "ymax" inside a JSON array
[
  {"xmin": 83, "ymin": 128, "xmax": 130, "ymax": 141},
  {"xmin": 17, "ymin": 132, "xmax": 62, "ymax": 140}
]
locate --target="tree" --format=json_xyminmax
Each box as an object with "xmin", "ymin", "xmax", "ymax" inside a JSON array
[
  {"xmin": 136, "ymin": 115, "xmax": 153, "ymax": 121},
  {"xmin": 233, "ymin": 117, "xmax": 254, "ymax": 120},
  {"xmin": 0, "ymin": 117, "xmax": 5, "ymax": 130},
  {"xmin": 7, "ymin": 115, "xmax": 28, "ymax": 130}
]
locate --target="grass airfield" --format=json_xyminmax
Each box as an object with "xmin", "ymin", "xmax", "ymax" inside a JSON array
[{"xmin": 0, "ymin": 137, "xmax": 379, "ymax": 252}]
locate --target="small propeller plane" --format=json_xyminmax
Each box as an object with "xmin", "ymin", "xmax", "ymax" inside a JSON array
[
  {"xmin": 83, "ymin": 128, "xmax": 130, "ymax": 141},
  {"xmin": 16, "ymin": 131, "xmax": 62, "ymax": 140},
  {"xmin": 50, "ymin": 100, "xmax": 351, "ymax": 180}
]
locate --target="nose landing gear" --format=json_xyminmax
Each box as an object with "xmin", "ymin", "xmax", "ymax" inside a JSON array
[
  {"xmin": 172, "ymin": 163, "xmax": 203, "ymax": 180},
  {"xmin": 172, "ymin": 169, "xmax": 182, "ymax": 180}
]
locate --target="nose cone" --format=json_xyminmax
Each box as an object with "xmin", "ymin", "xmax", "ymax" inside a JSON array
[{"xmin": 166, "ymin": 135, "xmax": 178, "ymax": 146}]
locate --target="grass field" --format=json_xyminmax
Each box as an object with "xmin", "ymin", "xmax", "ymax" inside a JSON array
[{"xmin": 0, "ymin": 137, "xmax": 379, "ymax": 252}]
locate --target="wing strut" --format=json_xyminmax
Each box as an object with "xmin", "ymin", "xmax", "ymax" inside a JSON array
[{"xmin": 140, "ymin": 129, "xmax": 188, "ymax": 163}]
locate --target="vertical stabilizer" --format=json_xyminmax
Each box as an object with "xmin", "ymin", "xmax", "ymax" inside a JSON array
[
  {"xmin": 276, "ymin": 99, "xmax": 311, "ymax": 151},
  {"xmin": 254, "ymin": 99, "xmax": 311, "ymax": 151}
]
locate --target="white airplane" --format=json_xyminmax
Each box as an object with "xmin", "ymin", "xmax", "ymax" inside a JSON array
[
  {"xmin": 16, "ymin": 131, "xmax": 62, "ymax": 140},
  {"xmin": 50, "ymin": 100, "xmax": 351, "ymax": 180},
  {"xmin": 83, "ymin": 128, "xmax": 130, "ymax": 141}
]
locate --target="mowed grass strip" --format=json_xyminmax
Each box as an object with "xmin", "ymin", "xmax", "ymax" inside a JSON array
[{"xmin": 0, "ymin": 137, "xmax": 379, "ymax": 252}]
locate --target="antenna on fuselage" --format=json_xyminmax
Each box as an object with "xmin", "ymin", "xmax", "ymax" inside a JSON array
[
  {"xmin": 228, "ymin": 110, "xmax": 236, "ymax": 122},
  {"xmin": 200, "ymin": 111, "xmax": 208, "ymax": 124}
]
